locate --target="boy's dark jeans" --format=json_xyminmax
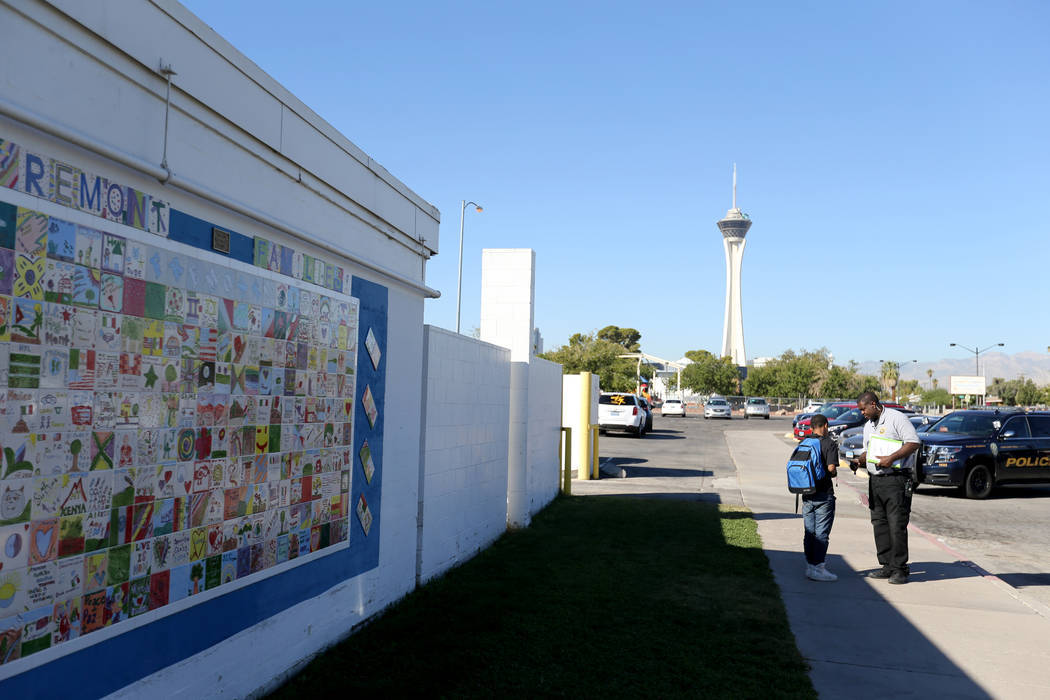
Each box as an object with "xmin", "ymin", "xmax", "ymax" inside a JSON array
[{"xmin": 802, "ymin": 491, "xmax": 835, "ymax": 566}]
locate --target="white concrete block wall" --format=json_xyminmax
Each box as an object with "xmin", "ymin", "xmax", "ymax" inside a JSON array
[
  {"xmin": 527, "ymin": 357, "xmax": 564, "ymax": 515},
  {"xmin": 418, "ymin": 326, "xmax": 510, "ymax": 584}
]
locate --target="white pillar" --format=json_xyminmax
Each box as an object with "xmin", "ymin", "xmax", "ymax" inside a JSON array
[
  {"xmin": 480, "ymin": 249, "xmax": 536, "ymax": 528},
  {"xmin": 720, "ymin": 237, "xmax": 747, "ymax": 367}
]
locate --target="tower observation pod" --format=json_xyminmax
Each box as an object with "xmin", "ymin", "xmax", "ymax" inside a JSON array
[{"xmin": 717, "ymin": 165, "xmax": 751, "ymax": 368}]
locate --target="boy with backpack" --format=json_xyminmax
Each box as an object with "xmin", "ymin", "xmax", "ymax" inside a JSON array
[{"xmin": 787, "ymin": 413, "xmax": 840, "ymax": 581}]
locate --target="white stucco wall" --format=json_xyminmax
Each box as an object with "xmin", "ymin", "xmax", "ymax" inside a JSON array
[
  {"xmin": 417, "ymin": 326, "xmax": 510, "ymax": 584},
  {"xmin": 526, "ymin": 357, "xmax": 563, "ymax": 516}
]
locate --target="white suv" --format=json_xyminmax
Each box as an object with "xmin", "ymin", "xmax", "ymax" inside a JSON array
[
  {"xmin": 598, "ymin": 392, "xmax": 646, "ymax": 437},
  {"xmin": 661, "ymin": 399, "xmax": 686, "ymax": 417}
]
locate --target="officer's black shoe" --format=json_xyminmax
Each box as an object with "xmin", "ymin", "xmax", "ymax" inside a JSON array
[
  {"xmin": 888, "ymin": 571, "xmax": 909, "ymax": 585},
  {"xmin": 867, "ymin": 567, "xmax": 893, "ymax": 579}
]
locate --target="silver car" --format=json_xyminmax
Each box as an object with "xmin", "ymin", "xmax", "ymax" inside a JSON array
[
  {"xmin": 704, "ymin": 397, "xmax": 732, "ymax": 419},
  {"xmin": 744, "ymin": 397, "xmax": 770, "ymax": 419}
]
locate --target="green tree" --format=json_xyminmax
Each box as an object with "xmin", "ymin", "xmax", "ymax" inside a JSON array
[
  {"xmin": 680, "ymin": 350, "xmax": 739, "ymax": 396},
  {"xmin": 922, "ymin": 388, "xmax": 952, "ymax": 406},
  {"xmin": 1016, "ymin": 378, "xmax": 1040, "ymax": 406},
  {"xmin": 596, "ymin": 326, "xmax": 641, "ymax": 352},
  {"xmin": 817, "ymin": 365, "xmax": 854, "ymax": 399},
  {"xmin": 898, "ymin": 379, "xmax": 921, "ymax": 398},
  {"xmin": 540, "ymin": 331, "xmax": 645, "ymax": 392},
  {"xmin": 880, "ymin": 361, "xmax": 900, "ymax": 400}
]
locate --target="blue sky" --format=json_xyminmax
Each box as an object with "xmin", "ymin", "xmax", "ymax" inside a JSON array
[{"xmin": 182, "ymin": 1, "xmax": 1050, "ymax": 366}]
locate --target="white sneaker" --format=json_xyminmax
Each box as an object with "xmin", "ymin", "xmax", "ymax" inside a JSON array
[{"xmin": 807, "ymin": 563, "xmax": 838, "ymax": 582}]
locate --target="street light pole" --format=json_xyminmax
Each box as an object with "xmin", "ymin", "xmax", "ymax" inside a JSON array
[
  {"xmin": 455, "ymin": 200, "xmax": 483, "ymax": 334},
  {"xmin": 949, "ymin": 342, "xmax": 1004, "ymax": 406}
]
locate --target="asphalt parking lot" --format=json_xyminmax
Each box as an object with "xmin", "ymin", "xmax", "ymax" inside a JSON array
[{"xmin": 592, "ymin": 413, "xmax": 1050, "ymax": 610}]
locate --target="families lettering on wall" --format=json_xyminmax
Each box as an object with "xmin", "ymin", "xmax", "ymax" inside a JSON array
[{"xmin": 0, "ymin": 136, "xmax": 385, "ymax": 669}]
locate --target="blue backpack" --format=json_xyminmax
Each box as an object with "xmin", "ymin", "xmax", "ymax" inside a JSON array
[{"xmin": 787, "ymin": 437, "xmax": 827, "ymax": 510}]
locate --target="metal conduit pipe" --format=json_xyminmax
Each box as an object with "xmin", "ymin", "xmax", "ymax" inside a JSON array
[{"xmin": 0, "ymin": 95, "xmax": 441, "ymax": 299}]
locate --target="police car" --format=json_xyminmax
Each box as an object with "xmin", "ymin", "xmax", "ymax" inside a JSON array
[{"xmin": 917, "ymin": 409, "xmax": 1050, "ymax": 499}]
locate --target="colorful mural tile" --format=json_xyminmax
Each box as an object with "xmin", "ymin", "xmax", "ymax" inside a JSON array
[
  {"xmin": 14, "ymin": 253, "xmax": 44, "ymax": 301},
  {"xmin": 46, "ymin": 217, "xmax": 76, "ymax": 262},
  {"xmin": 101, "ymin": 233, "xmax": 125, "ymax": 273},
  {"xmin": 124, "ymin": 241, "xmax": 147, "ymax": 280},
  {"xmin": 71, "ymin": 265, "xmax": 100, "ymax": 308},
  {"xmin": 99, "ymin": 273, "xmax": 123, "ymax": 312},
  {"xmin": 122, "ymin": 277, "xmax": 146, "ymax": 317},
  {"xmin": 74, "ymin": 225, "xmax": 101, "ymax": 269},
  {"xmin": 144, "ymin": 282, "xmax": 166, "ymax": 321},
  {"xmin": 15, "ymin": 207, "xmax": 48, "ymax": 256},
  {"xmin": 0, "ymin": 249, "xmax": 13, "ymax": 297},
  {"xmin": 43, "ymin": 259, "xmax": 74, "ymax": 304}
]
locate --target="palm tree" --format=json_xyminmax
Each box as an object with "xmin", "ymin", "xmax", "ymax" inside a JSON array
[
  {"xmin": 880, "ymin": 361, "xmax": 900, "ymax": 402},
  {"xmin": 926, "ymin": 368, "xmax": 934, "ymax": 390}
]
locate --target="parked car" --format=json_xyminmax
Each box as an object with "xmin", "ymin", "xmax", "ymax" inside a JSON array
[
  {"xmin": 704, "ymin": 397, "xmax": 732, "ymax": 419},
  {"xmin": 910, "ymin": 414, "xmax": 938, "ymax": 433},
  {"xmin": 826, "ymin": 403, "xmax": 912, "ymax": 437},
  {"xmin": 637, "ymin": 397, "xmax": 655, "ymax": 433},
  {"xmin": 598, "ymin": 392, "xmax": 646, "ymax": 437},
  {"xmin": 916, "ymin": 409, "xmax": 1050, "ymax": 499},
  {"xmin": 837, "ymin": 413, "xmax": 936, "ymax": 459},
  {"xmin": 839, "ymin": 428, "xmax": 865, "ymax": 463},
  {"xmin": 745, "ymin": 397, "xmax": 770, "ymax": 419},
  {"xmin": 794, "ymin": 402, "xmax": 857, "ymax": 440},
  {"xmin": 661, "ymin": 399, "xmax": 686, "ymax": 417},
  {"xmin": 795, "ymin": 403, "xmax": 913, "ymax": 440},
  {"xmin": 838, "ymin": 415, "xmax": 935, "ymax": 469},
  {"xmin": 793, "ymin": 400, "xmax": 846, "ymax": 428}
]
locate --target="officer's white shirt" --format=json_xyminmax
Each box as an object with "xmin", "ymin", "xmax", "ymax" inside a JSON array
[{"xmin": 863, "ymin": 407, "xmax": 920, "ymax": 475}]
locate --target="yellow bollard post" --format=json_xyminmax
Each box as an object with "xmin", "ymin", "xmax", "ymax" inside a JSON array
[
  {"xmin": 576, "ymin": 371, "xmax": 592, "ymax": 480},
  {"xmin": 591, "ymin": 425, "xmax": 600, "ymax": 479},
  {"xmin": 560, "ymin": 427, "xmax": 572, "ymax": 495}
]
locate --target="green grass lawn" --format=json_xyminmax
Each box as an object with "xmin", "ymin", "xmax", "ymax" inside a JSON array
[{"xmin": 271, "ymin": 496, "xmax": 814, "ymax": 698}]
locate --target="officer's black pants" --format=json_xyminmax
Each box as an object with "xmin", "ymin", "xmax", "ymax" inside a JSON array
[{"xmin": 868, "ymin": 474, "xmax": 911, "ymax": 573}]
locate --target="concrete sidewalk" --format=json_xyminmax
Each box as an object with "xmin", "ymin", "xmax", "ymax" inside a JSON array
[{"xmin": 728, "ymin": 430, "xmax": 1050, "ymax": 699}]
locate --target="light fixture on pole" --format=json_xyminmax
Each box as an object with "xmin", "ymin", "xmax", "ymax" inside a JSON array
[
  {"xmin": 949, "ymin": 342, "xmax": 1004, "ymax": 376},
  {"xmin": 455, "ymin": 200, "xmax": 483, "ymax": 334}
]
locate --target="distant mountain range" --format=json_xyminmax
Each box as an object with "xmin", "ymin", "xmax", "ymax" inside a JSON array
[{"xmin": 853, "ymin": 352, "xmax": 1050, "ymax": 387}]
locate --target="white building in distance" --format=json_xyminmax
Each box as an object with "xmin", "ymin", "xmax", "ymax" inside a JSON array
[{"xmin": 717, "ymin": 165, "xmax": 751, "ymax": 368}]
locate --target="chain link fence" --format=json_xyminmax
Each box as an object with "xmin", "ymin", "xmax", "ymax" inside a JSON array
[{"xmin": 680, "ymin": 396, "xmax": 832, "ymax": 416}]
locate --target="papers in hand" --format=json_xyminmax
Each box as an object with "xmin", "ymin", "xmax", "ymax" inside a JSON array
[{"xmin": 867, "ymin": 435, "xmax": 903, "ymax": 467}]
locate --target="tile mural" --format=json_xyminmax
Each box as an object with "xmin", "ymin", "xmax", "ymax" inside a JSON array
[{"xmin": 0, "ymin": 198, "xmax": 362, "ymax": 666}]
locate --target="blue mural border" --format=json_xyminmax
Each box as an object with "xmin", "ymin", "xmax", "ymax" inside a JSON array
[
  {"xmin": 0, "ymin": 281, "xmax": 389, "ymax": 700},
  {"xmin": 348, "ymin": 277, "xmax": 387, "ymax": 573}
]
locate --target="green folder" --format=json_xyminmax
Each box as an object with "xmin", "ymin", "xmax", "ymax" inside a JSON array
[{"xmin": 866, "ymin": 435, "xmax": 903, "ymax": 466}]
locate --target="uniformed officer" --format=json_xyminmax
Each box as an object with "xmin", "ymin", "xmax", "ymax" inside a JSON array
[{"xmin": 852, "ymin": 391, "xmax": 920, "ymax": 584}]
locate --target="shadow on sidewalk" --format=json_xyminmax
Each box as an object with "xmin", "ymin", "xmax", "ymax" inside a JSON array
[
  {"xmin": 763, "ymin": 547, "xmax": 994, "ymax": 697},
  {"xmin": 581, "ymin": 492, "xmax": 723, "ymax": 503},
  {"xmin": 996, "ymin": 572, "xmax": 1050, "ymax": 587},
  {"xmin": 721, "ymin": 510, "xmax": 799, "ymax": 521}
]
